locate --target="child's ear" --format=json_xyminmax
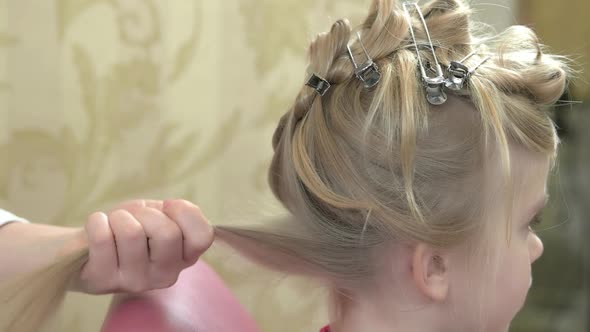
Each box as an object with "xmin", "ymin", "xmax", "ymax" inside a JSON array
[{"xmin": 410, "ymin": 243, "xmax": 449, "ymax": 302}]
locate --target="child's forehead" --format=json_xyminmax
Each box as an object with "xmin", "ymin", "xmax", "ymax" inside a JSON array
[
  {"xmin": 477, "ymin": 146, "xmax": 550, "ymax": 227},
  {"xmin": 485, "ymin": 144, "xmax": 551, "ymax": 191},
  {"xmin": 511, "ymin": 149, "xmax": 550, "ymax": 198}
]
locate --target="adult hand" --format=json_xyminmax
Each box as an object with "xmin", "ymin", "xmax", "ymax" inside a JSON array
[{"xmin": 69, "ymin": 199, "xmax": 214, "ymax": 294}]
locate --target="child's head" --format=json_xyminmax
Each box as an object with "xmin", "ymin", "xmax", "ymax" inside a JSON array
[{"xmin": 218, "ymin": 0, "xmax": 569, "ymax": 330}]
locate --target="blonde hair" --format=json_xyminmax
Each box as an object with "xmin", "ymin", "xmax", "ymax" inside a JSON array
[{"xmin": 0, "ymin": 0, "xmax": 570, "ymax": 330}]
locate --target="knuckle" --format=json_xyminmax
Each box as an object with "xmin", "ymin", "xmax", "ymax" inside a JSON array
[
  {"xmin": 86, "ymin": 211, "xmax": 105, "ymax": 225},
  {"xmin": 166, "ymin": 199, "xmax": 201, "ymax": 215},
  {"xmin": 185, "ymin": 236, "xmax": 213, "ymax": 259},
  {"xmin": 191, "ymin": 203, "xmax": 202, "ymax": 214},
  {"xmin": 109, "ymin": 210, "xmax": 144, "ymax": 241},
  {"xmin": 86, "ymin": 224, "xmax": 112, "ymax": 246},
  {"xmin": 158, "ymin": 225, "xmax": 182, "ymax": 243},
  {"xmin": 113, "ymin": 200, "xmax": 144, "ymax": 211},
  {"xmin": 108, "ymin": 209, "xmax": 128, "ymax": 224},
  {"xmin": 124, "ymin": 225, "xmax": 145, "ymax": 242},
  {"xmin": 92, "ymin": 231, "xmax": 113, "ymax": 248},
  {"xmin": 177, "ymin": 199, "xmax": 195, "ymax": 209}
]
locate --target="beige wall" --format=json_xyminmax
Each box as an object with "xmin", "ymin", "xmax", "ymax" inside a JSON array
[
  {"xmin": 519, "ymin": 0, "xmax": 590, "ymax": 99},
  {"xmin": 471, "ymin": 0, "xmax": 516, "ymax": 31}
]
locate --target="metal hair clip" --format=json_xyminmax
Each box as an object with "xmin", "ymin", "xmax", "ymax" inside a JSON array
[
  {"xmin": 445, "ymin": 48, "xmax": 491, "ymax": 91},
  {"xmin": 346, "ymin": 32, "xmax": 381, "ymax": 88},
  {"xmin": 402, "ymin": 2, "xmax": 447, "ymax": 105},
  {"xmin": 306, "ymin": 73, "xmax": 331, "ymax": 96}
]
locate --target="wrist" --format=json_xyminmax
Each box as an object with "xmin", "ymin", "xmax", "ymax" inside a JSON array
[
  {"xmin": 57, "ymin": 227, "xmax": 90, "ymax": 293},
  {"xmin": 0, "ymin": 223, "xmax": 86, "ymax": 285}
]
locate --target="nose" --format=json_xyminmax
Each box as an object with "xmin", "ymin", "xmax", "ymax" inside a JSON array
[{"xmin": 530, "ymin": 233, "xmax": 544, "ymax": 263}]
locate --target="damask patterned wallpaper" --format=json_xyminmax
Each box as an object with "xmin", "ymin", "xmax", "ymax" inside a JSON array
[{"xmin": 0, "ymin": 1, "xmax": 370, "ymax": 331}]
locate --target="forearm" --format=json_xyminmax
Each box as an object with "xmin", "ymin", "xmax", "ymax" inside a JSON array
[{"xmin": 0, "ymin": 222, "xmax": 86, "ymax": 284}]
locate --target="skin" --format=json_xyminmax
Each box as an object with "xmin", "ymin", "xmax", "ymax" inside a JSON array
[
  {"xmin": 0, "ymin": 199, "xmax": 215, "ymax": 295},
  {"xmin": 333, "ymin": 144, "xmax": 548, "ymax": 332}
]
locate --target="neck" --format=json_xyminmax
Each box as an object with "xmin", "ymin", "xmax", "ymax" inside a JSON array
[{"xmin": 329, "ymin": 292, "xmax": 449, "ymax": 332}]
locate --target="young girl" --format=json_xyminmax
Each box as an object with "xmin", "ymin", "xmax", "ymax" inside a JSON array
[{"xmin": 0, "ymin": 0, "xmax": 571, "ymax": 331}]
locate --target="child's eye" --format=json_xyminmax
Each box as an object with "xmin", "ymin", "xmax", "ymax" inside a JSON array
[{"xmin": 528, "ymin": 214, "xmax": 543, "ymax": 232}]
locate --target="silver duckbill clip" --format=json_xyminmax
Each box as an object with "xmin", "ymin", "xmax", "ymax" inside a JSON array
[
  {"xmin": 347, "ymin": 32, "xmax": 381, "ymax": 89},
  {"xmin": 305, "ymin": 73, "xmax": 331, "ymax": 96},
  {"xmin": 445, "ymin": 47, "xmax": 491, "ymax": 91},
  {"xmin": 403, "ymin": 2, "xmax": 447, "ymax": 105}
]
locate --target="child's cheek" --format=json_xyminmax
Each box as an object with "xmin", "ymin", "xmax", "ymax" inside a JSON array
[{"xmin": 497, "ymin": 249, "xmax": 532, "ymax": 316}]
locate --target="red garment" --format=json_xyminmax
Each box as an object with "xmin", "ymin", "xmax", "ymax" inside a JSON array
[{"xmin": 319, "ymin": 325, "xmax": 330, "ymax": 332}]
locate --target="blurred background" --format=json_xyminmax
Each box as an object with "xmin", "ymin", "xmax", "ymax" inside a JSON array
[{"xmin": 0, "ymin": 0, "xmax": 587, "ymax": 331}]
